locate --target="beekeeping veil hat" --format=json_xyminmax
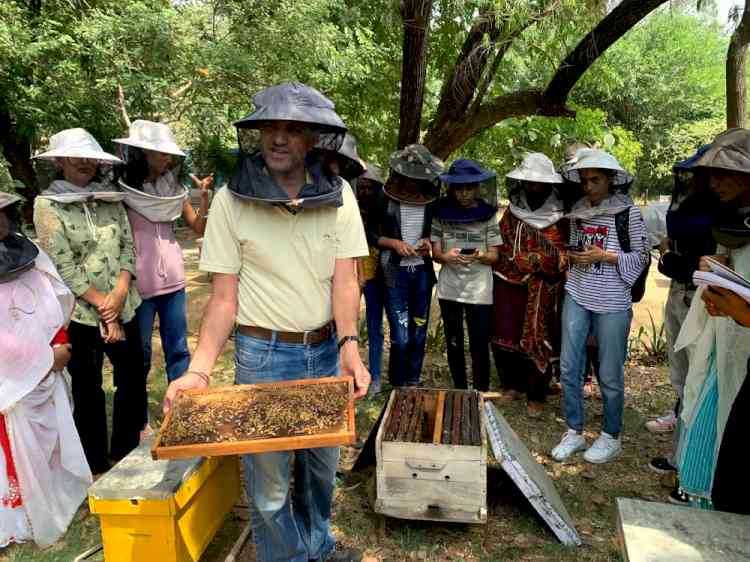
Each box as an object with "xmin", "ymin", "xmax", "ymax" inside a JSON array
[
  {"xmin": 505, "ymin": 153, "xmax": 565, "ymax": 229},
  {"xmin": 114, "ymin": 120, "xmax": 188, "ymax": 222},
  {"xmin": 33, "ymin": 128, "xmax": 122, "ymax": 164},
  {"xmin": 562, "ymin": 148, "xmax": 633, "ymax": 186},
  {"xmin": 693, "ymin": 128, "xmax": 750, "ymax": 248},
  {"xmin": 230, "ymin": 82, "xmax": 347, "ymax": 209},
  {"xmin": 318, "ymin": 133, "xmax": 366, "ymax": 181},
  {"xmin": 0, "ymin": 192, "xmax": 38, "ymax": 281},
  {"xmin": 384, "ymin": 144, "xmax": 444, "ymax": 205},
  {"xmin": 434, "ymin": 159, "xmax": 497, "ymax": 223},
  {"xmin": 361, "ymin": 163, "xmax": 384, "ymax": 186}
]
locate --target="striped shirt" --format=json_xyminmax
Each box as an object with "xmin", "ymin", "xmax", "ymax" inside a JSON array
[
  {"xmin": 565, "ymin": 205, "xmax": 649, "ymax": 313},
  {"xmin": 399, "ymin": 203, "xmax": 426, "ymax": 267}
]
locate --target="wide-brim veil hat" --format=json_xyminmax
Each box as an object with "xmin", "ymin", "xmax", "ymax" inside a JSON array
[
  {"xmin": 506, "ymin": 153, "xmax": 562, "ymax": 184},
  {"xmin": 0, "ymin": 193, "xmax": 38, "ymax": 281},
  {"xmin": 113, "ymin": 120, "xmax": 186, "ymax": 157},
  {"xmin": 33, "ymin": 128, "xmax": 122, "ymax": 164},
  {"xmin": 562, "ymin": 148, "xmax": 633, "ymax": 186},
  {"xmin": 234, "ymin": 82, "xmax": 348, "ymax": 152},
  {"xmin": 384, "ymin": 144, "xmax": 444, "ymax": 205}
]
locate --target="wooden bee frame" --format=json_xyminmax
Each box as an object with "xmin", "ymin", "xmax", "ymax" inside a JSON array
[{"xmin": 151, "ymin": 376, "xmax": 355, "ymax": 460}]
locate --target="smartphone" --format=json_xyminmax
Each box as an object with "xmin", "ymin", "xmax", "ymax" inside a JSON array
[
  {"xmin": 460, "ymin": 247, "xmax": 476, "ymax": 255},
  {"xmin": 565, "ymin": 244, "xmax": 583, "ymax": 252},
  {"xmin": 99, "ymin": 321, "xmax": 109, "ymax": 339}
]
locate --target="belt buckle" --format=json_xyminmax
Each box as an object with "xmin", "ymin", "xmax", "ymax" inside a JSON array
[{"xmin": 303, "ymin": 330, "xmax": 313, "ymax": 346}]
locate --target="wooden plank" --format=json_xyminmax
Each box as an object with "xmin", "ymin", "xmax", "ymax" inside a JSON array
[
  {"xmin": 396, "ymin": 391, "xmax": 415, "ymax": 442},
  {"xmin": 461, "ymin": 394, "xmax": 471, "ymax": 446},
  {"xmin": 380, "ymin": 476, "xmax": 484, "ymax": 506},
  {"xmin": 421, "ymin": 391, "xmax": 437, "ymax": 439},
  {"xmin": 432, "ymin": 391, "xmax": 446, "ymax": 445},
  {"xmin": 442, "ymin": 393, "xmax": 453, "ymax": 444},
  {"xmin": 470, "ymin": 392, "xmax": 481, "ymax": 446},
  {"xmin": 375, "ymin": 498, "xmax": 486, "ymax": 524},
  {"xmin": 617, "ymin": 497, "xmax": 750, "ymax": 562},
  {"xmin": 381, "ymin": 440, "xmax": 482, "ymax": 462},
  {"xmin": 404, "ymin": 393, "xmax": 423, "ymax": 442},
  {"xmin": 384, "ymin": 391, "xmax": 404, "ymax": 442},
  {"xmin": 451, "ymin": 391, "xmax": 462, "ymax": 445},
  {"xmin": 381, "ymin": 459, "xmax": 481, "ymax": 484}
]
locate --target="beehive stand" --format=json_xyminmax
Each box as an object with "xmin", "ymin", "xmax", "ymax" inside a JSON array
[
  {"xmin": 617, "ymin": 497, "xmax": 750, "ymax": 561},
  {"xmin": 484, "ymin": 402, "xmax": 580, "ymax": 546}
]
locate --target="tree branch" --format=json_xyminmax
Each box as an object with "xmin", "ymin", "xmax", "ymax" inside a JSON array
[{"xmin": 542, "ymin": 0, "xmax": 669, "ymax": 110}]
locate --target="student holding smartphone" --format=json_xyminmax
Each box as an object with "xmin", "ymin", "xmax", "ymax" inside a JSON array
[
  {"xmin": 491, "ymin": 153, "xmax": 569, "ymax": 417},
  {"xmin": 431, "ymin": 159, "xmax": 501, "ymax": 392}
]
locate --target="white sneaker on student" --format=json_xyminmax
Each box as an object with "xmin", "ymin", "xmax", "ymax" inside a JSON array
[
  {"xmin": 583, "ymin": 432, "xmax": 622, "ymax": 464},
  {"xmin": 551, "ymin": 429, "xmax": 586, "ymax": 462}
]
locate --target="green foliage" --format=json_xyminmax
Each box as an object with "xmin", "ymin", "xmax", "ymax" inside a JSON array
[
  {"xmin": 630, "ymin": 311, "xmax": 667, "ymax": 364},
  {"xmin": 459, "ymin": 107, "xmax": 642, "ymax": 190},
  {"xmin": 572, "ymin": 10, "xmax": 729, "ymax": 195}
]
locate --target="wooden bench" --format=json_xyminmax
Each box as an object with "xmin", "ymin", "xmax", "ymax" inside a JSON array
[{"xmin": 88, "ymin": 439, "xmax": 241, "ymax": 562}]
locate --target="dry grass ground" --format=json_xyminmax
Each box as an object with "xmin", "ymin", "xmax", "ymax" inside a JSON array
[{"xmin": 1, "ymin": 234, "xmax": 678, "ymax": 562}]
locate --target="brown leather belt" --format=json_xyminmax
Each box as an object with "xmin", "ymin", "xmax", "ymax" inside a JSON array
[{"xmin": 237, "ymin": 322, "xmax": 334, "ymax": 345}]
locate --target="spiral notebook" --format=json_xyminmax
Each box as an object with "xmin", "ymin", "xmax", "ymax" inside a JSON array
[{"xmin": 692, "ymin": 257, "xmax": 750, "ymax": 304}]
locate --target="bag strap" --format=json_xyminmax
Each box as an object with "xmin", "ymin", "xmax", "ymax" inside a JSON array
[{"xmin": 615, "ymin": 208, "xmax": 631, "ymax": 253}]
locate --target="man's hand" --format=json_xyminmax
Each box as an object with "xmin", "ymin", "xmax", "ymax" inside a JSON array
[
  {"xmin": 702, "ymin": 286, "xmax": 750, "ymax": 327},
  {"xmin": 415, "ymin": 238, "xmax": 431, "ymax": 257},
  {"xmin": 339, "ymin": 343, "xmax": 370, "ymax": 400},
  {"xmin": 163, "ymin": 371, "xmax": 210, "ymax": 414},
  {"xmin": 101, "ymin": 320, "xmax": 125, "ymax": 344},
  {"xmin": 52, "ymin": 343, "xmax": 72, "ymax": 371},
  {"xmin": 699, "ymin": 254, "xmax": 728, "ymax": 272}
]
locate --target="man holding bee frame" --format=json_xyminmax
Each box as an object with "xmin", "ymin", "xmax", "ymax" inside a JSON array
[{"xmin": 163, "ymin": 82, "xmax": 370, "ymax": 562}]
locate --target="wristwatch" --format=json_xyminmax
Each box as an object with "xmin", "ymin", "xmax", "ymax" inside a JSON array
[{"xmin": 337, "ymin": 335, "xmax": 359, "ymax": 350}]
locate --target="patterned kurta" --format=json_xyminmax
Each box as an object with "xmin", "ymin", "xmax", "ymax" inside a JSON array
[
  {"xmin": 492, "ymin": 209, "xmax": 568, "ymax": 372},
  {"xmin": 33, "ymin": 197, "xmax": 140, "ymax": 326}
]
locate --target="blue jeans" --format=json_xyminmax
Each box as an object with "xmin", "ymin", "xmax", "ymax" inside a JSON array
[
  {"xmin": 234, "ymin": 331, "xmax": 339, "ymax": 562},
  {"xmin": 384, "ymin": 265, "xmax": 432, "ymax": 387},
  {"xmin": 560, "ymin": 293, "xmax": 632, "ymax": 437},
  {"xmin": 136, "ymin": 288, "xmax": 191, "ymax": 383},
  {"xmin": 363, "ymin": 277, "xmax": 385, "ymax": 383}
]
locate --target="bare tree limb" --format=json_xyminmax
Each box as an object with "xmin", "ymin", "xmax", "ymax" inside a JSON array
[
  {"xmin": 727, "ymin": 0, "xmax": 750, "ymax": 128},
  {"xmin": 541, "ymin": 0, "xmax": 669, "ymax": 110}
]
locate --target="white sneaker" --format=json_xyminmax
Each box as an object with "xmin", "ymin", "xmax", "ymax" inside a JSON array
[
  {"xmin": 551, "ymin": 430, "xmax": 586, "ymax": 462},
  {"xmin": 583, "ymin": 432, "xmax": 622, "ymax": 464},
  {"xmin": 645, "ymin": 411, "xmax": 676, "ymax": 433}
]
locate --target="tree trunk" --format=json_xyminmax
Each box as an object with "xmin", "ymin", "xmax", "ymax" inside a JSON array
[
  {"xmin": 422, "ymin": 0, "xmax": 668, "ymax": 159},
  {"xmin": 398, "ymin": 0, "xmax": 434, "ymax": 148},
  {"xmin": 0, "ymin": 102, "xmax": 38, "ymax": 223},
  {"xmin": 727, "ymin": 0, "xmax": 750, "ymax": 129}
]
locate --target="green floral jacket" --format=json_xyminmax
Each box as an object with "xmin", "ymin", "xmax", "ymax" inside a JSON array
[{"xmin": 34, "ymin": 197, "xmax": 141, "ymax": 326}]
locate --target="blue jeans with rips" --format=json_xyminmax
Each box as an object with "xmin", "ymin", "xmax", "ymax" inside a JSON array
[
  {"xmin": 560, "ymin": 293, "xmax": 632, "ymax": 437},
  {"xmin": 384, "ymin": 265, "xmax": 432, "ymax": 387},
  {"xmin": 136, "ymin": 288, "xmax": 191, "ymax": 383},
  {"xmin": 362, "ymin": 277, "xmax": 385, "ymax": 383},
  {"xmin": 234, "ymin": 331, "xmax": 339, "ymax": 562}
]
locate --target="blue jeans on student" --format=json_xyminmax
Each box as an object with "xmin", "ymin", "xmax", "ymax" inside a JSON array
[
  {"xmin": 234, "ymin": 331, "xmax": 339, "ymax": 562},
  {"xmin": 136, "ymin": 288, "xmax": 191, "ymax": 383},
  {"xmin": 560, "ymin": 293, "xmax": 632, "ymax": 437},
  {"xmin": 363, "ymin": 277, "xmax": 385, "ymax": 383},
  {"xmin": 384, "ymin": 265, "xmax": 432, "ymax": 387}
]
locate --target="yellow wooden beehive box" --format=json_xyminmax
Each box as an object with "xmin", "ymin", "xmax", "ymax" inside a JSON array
[{"xmin": 88, "ymin": 439, "xmax": 241, "ymax": 562}]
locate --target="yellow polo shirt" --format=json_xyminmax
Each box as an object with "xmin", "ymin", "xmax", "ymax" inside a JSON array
[{"xmin": 199, "ymin": 181, "xmax": 368, "ymax": 331}]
